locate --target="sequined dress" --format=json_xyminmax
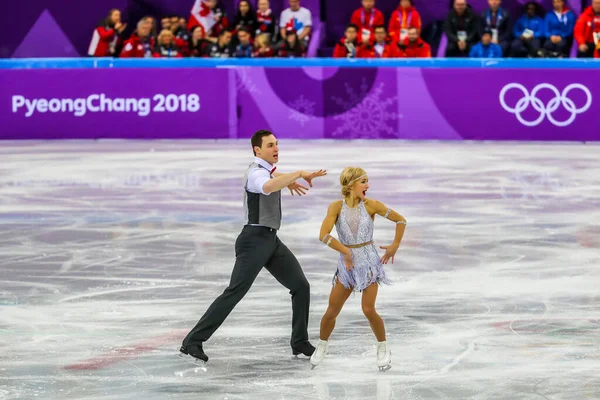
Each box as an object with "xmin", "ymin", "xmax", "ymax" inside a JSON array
[{"xmin": 333, "ymin": 200, "xmax": 391, "ymax": 291}]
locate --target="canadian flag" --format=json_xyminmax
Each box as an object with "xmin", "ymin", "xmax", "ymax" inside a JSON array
[{"xmin": 188, "ymin": 0, "xmax": 216, "ymax": 33}]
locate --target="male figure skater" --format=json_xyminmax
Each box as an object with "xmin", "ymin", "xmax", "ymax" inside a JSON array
[{"xmin": 180, "ymin": 129, "xmax": 327, "ymax": 362}]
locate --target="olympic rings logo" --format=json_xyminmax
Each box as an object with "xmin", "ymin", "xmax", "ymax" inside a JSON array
[{"xmin": 499, "ymin": 83, "xmax": 592, "ymax": 127}]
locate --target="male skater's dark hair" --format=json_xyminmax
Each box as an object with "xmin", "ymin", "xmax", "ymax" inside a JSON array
[{"xmin": 251, "ymin": 130, "xmax": 274, "ymax": 155}]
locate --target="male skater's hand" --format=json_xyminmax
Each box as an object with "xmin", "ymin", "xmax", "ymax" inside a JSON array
[
  {"xmin": 379, "ymin": 244, "xmax": 398, "ymax": 264},
  {"xmin": 300, "ymin": 169, "xmax": 327, "ymax": 187},
  {"xmin": 287, "ymin": 181, "xmax": 309, "ymax": 196},
  {"xmin": 343, "ymin": 250, "xmax": 353, "ymax": 270}
]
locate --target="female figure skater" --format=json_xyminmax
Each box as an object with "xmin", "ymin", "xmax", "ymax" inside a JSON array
[{"xmin": 311, "ymin": 167, "xmax": 407, "ymax": 371}]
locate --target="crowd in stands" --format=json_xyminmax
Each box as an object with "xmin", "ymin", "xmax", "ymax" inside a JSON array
[
  {"xmin": 88, "ymin": 0, "xmax": 600, "ymax": 59},
  {"xmin": 445, "ymin": 0, "xmax": 600, "ymax": 58},
  {"xmin": 88, "ymin": 0, "xmax": 310, "ymax": 58}
]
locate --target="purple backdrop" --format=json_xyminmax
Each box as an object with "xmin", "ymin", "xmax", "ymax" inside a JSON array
[
  {"xmin": 1, "ymin": 0, "xmax": 320, "ymax": 58},
  {"xmin": 1, "ymin": 67, "xmax": 597, "ymax": 141},
  {"xmin": 0, "ymin": 69, "xmax": 234, "ymax": 139}
]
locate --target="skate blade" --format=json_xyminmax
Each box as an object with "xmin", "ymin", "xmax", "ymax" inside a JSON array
[
  {"xmin": 378, "ymin": 364, "xmax": 391, "ymax": 372},
  {"xmin": 291, "ymin": 354, "xmax": 311, "ymax": 361},
  {"xmin": 174, "ymin": 366, "xmax": 207, "ymax": 377},
  {"xmin": 177, "ymin": 352, "xmax": 208, "ymax": 367}
]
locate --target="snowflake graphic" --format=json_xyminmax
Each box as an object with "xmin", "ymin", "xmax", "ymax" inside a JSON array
[
  {"xmin": 236, "ymin": 67, "xmax": 261, "ymax": 95},
  {"xmin": 499, "ymin": 171, "xmax": 575, "ymax": 202},
  {"xmin": 288, "ymin": 95, "xmax": 316, "ymax": 126},
  {"xmin": 330, "ymin": 80, "xmax": 398, "ymax": 139}
]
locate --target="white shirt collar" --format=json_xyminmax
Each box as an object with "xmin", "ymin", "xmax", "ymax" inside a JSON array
[{"xmin": 254, "ymin": 156, "xmax": 274, "ymax": 171}]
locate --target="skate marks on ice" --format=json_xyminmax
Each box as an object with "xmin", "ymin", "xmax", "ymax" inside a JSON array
[{"xmin": 1, "ymin": 140, "xmax": 600, "ymax": 399}]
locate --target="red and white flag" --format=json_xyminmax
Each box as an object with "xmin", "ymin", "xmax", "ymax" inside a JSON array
[{"xmin": 188, "ymin": 0, "xmax": 216, "ymax": 33}]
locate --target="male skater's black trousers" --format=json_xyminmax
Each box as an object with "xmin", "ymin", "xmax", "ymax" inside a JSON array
[{"xmin": 182, "ymin": 225, "xmax": 311, "ymax": 349}]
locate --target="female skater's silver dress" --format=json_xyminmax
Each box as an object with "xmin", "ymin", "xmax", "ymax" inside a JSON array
[{"xmin": 333, "ymin": 200, "xmax": 391, "ymax": 291}]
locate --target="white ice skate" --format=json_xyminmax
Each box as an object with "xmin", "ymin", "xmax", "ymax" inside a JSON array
[
  {"xmin": 310, "ymin": 339, "xmax": 329, "ymax": 369},
  {"xmin": 376, "ymin": 341, "xmax": 391, "ymax": 372}
]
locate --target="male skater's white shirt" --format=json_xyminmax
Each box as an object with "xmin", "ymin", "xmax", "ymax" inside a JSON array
[{"xmin": 246, "ymin": 157, "xmax": 274, "ymax": 196}]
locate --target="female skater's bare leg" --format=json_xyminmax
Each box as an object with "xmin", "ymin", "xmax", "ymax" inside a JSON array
[
  {"xmin": 311, "ymin": 279, "xmax": 352, "ymax": 367},
  {"xmin": 319, "ymin": 279, "xmax": 353, "ymax": 340},
  {"xmin": 361, "ymin": 283, "xmax": 385, "ymax": 341}
]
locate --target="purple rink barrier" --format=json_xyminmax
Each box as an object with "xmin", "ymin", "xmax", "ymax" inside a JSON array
[{"xmin": 1, "ymin": 58, "xmax": 599, "ymax": 141}]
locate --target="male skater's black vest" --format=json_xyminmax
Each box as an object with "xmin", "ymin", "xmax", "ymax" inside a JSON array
[{"xmin": 243, "ymin": 163, "xmax": 282, "ymax": 230}]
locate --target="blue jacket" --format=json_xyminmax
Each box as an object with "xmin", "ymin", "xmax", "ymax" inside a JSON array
[
  {"xmin": 469, "ymin": 42, "xmax": 503, "ymax": 58},
  {"xmin": 544, "ymin": 9, "xmax": 575, "ymax": 38},
  {"xmin": 513, "ymin": 15, "xmax": 544, "ymax": 38}
]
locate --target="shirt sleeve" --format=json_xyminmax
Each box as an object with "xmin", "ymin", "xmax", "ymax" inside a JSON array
[
  {"xmin": 246, "ymin": 168, "xmax": 271, "ymax": 195},
  {"xmin": 280, "ymin": 10, "xmax": 288, "ymax": 28},
  {"xmin": 304, "ymin": 9, "xmax": 312, "ymax": 27}
]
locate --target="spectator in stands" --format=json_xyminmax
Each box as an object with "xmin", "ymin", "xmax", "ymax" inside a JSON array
[
  {"xmin": 161, "ymin": 17, "xmax": 171, "ymax": 31},
  {"xmin": 333, "ymin": 24, "xmax": 361, "ymax": 58},
  {"xmin": 171, "ymin": 15, "xmax": 191, "ymax": 44},
  {"xmin": 351, "ymin": 0, "xmax": 385, "ymax": 44},
  {"xmin": 188, "ymin": 25, "xmax": 209, "ymax": 57},
  {"xmin": 142, "ymin": 16, "xmax": 158, "ymax": 41},
  {"xmin": 358, "ymin": 25, "xmax": 398, "ymax": 57},
  {"xmin": 280, "ymin": 0, "xmax": 312, "ymax": 46},
  {"xmin": 256, "ymin": 0, "xmax": 277, "ymax": 42},
  {"xmin": 479, "ymin": 0, "xmax": 511, "ymax": 57},
  {"xmin": 153, "ymin": 29, "xmax": 183, "ymax": 58},
  {"xmin": 205, "ymin": 29, "xmax": 234, "ymax": 57},
  {"xmin": 234, "ymin": 28, "xmax": 255, "ymax": 57},
  {"xmin": 389, "ymin": 0, "xmax": 422, "ymax": 44},
  {"xmin": 445, "ymin": 0, "xmax": 479, "ymax": 57},
  {"xmin": 469, "ymin": 27, "xmax": 503, "ymax": 57},
  {"xmin": 254, "ymin": 33, "xmax": 276, "ymax": 57},
  {"xmin": 205, "ymin": 0, "xmax": 230, "ymax": 40},
  {"xmin": 542, "ymin": 0, "xmax": 575, "ymax": 57},
  {"xmin": 277, "ymin": 29, "xmax": 307, "ymax": 57},
  {"xmin": 397, "ymin": 27, "xmax": 432, "ymax": 57},
  {"xmin": 233, "ymin": 0, "xmax": 258, "ymax": 38},
  {"xmin": 510, "ymin": 1, "xmax": 544, "ymax": 57},
  {"xmin": 120, "ymin": 20, "xmax": 154, "ymax": 58},
  {"xmin": 88, "ymin": 9, "xmax": 127, "ymax": 57},
  {"xmin": 574, "ymin": 0, "xmax": 600, "ymax": 58}
]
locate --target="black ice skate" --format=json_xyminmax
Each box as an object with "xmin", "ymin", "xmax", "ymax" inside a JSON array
[
  {"xmin": 292, "ymin": 341, "xmax": 315, "ymax": 358},
  {"xmin": 179, "ymin": 344, "xmax": 208, "ymax": 364}
]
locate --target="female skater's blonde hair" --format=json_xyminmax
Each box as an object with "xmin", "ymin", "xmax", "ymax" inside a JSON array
[{"xmin": 340, "ymin": 167, "xmax": 367, "ymax": 198}]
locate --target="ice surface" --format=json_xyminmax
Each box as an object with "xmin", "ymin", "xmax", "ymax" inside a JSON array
[{"xmin": 0, "ymin": 140, "xmax": 599, "ymax": 400}]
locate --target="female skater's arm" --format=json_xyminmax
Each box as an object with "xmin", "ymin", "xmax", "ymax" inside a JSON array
[
  {"xmin": 371, "ymin": 200, "xmax": 407, "ymax": 264},
  {"xmin": 319, "ymin": 201, "xmax": 351, "ymax": 256}
]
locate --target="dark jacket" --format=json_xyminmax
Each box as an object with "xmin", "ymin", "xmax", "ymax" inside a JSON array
[
  {"xmin": 444, "ymin": 5, "xmax": 479, "ymax": 44},
  {"xmin": 479, "ymin": 7, "xmax": 512, "ymax": 42}
]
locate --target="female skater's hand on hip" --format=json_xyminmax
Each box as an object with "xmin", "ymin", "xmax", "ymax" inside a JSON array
[
  {"xmin": 379, "ymin": 244, "xmax": 398, "ymax": 264},
  {"xmin": 343, "ymin": 250, "xmax": 353, "ymax": 271},
  {"xmin": 300, "ymin": 169, "xmax": 327, "ymax": 187}
]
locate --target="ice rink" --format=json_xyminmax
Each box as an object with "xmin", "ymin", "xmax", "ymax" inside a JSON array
[{"xmin": 1, "ymin": 140, "xmax": 599, "ymax": 400}]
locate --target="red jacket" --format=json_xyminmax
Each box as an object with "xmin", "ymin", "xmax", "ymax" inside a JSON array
[
  {"xmin": 574, "ymin": 6, "xmax": 600, "ymax": 45},
  {"xmin": 88, "ymin": 26, "xmax": 118, "ymax": 56},
  {"xmin": 333, "ymin": 38, "xmax": 362, "ymax": 58},
  {"xmin": 256, "ymin": 9, "xmax": 276, "ymax": 38},
  {"xmin": 388, "ymin": 7, "xmax": 422, "ymax": 43},
  {"xmin": 595, "ymin": 43, "xmax": 600, "ymax": 58},
  {"xmin": 396, "ymin": 37, "xmax": 431, "ymax": 58},
  {"xmin": 358, "ymin": 40, "xmax": 399, "ymax": 58},
  {"xmin": 350, "ymin": 8, "xmax": 385, "ymax": 40},
  {"xmin": 119, "ymin": 34, "xmax": 155, "ymax": 58}
]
